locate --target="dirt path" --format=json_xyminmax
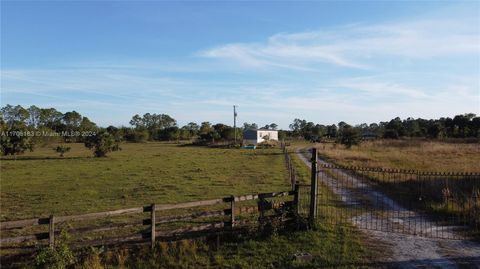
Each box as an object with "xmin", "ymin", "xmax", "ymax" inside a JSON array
[{"xmin": 296, "ymin": 148, "xmax": 480, "ymax": 269}]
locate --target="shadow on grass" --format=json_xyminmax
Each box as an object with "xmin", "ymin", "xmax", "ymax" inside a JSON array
[
  {"xmin": 306, "ymin": 256, "xmax": 480, "ymax": 269},
  {"xmin": 177, "ymin": 143, "xmax": 283, "ymax": 153},
  {"xmin": 0, "ymin": 156, "xmax": 93, "ymax": 161},
  {"xmin": 177, "ymin": 143, "xmax": 238, "ymax": 149}
]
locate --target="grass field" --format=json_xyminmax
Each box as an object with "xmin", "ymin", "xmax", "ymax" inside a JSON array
[
  {"xmin": 73, "ymin": 228, "xmax": 373, "ymax": 269},
  {"xmin": 310, "ymin": 139, "xmax": 480, "ymax": 172},
  {"xmin": 1, "ymin": 142, "xmax": 376, "ymax": 268},
  {"xmin": 67, "ymin": 146, "xmax": 375, "ymax": 269},
  {"xmin": 0, "ymin": 143, "xmax": 288, "ymax": 221}
]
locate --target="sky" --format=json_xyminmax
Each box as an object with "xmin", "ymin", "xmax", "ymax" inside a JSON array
[{"xmin": 1, "ymin": 1, "xmax": 479, "ymax": 129}]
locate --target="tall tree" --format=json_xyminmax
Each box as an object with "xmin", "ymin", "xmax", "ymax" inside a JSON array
[
  {"xmin": 63, "ymin": 111, "xmax": 82, "ymax": 129},
  {"xmin": 269, "ymin": 123, "xmax": 278, "ymax": 130},
  {"xmin": 1, "ymin": 105, "xmax": 30, "ymax": 125},
  {"xmin": 243, "ymin": 122, "xmax": 258, "ymax": 130},
  {"xmin": 338, "ymin": 125, "xmax": 360, "ymax": 149},
  {"xmin": 184, "ymin": 122, "xmax": 200, "ymax": 136},
  {"xmin": 0, "ymin": 120, "xmax": 34, "ymax": 157},
  {"xmin": 27, "ymin": 105, "xmax": 41, "ymax": 128}
]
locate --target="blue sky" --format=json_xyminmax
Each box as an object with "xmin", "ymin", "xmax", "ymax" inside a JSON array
[{"xmin": 1, "ymin": 1, "xmax": 479, "ymax": 128}]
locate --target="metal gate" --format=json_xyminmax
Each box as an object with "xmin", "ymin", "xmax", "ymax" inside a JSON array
[{"xmin": 299, "ymin": 149, "xmax": 480, "ymax": 240}]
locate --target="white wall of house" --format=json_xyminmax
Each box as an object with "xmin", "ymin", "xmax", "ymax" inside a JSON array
[
  {"xmin": 256, "ymin": 130, "xmax": 278, "ymax": 143},
  {"xmin": 243, "ymin": 129, "xmax": 278, "ymax": 145}
]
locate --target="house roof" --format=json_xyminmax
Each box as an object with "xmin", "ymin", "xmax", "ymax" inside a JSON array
[{"xmin": 245, "ymin": 128, "xmax": 278, "ymax": 132}]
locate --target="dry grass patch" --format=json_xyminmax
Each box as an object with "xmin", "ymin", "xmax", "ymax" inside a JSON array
[{"xmin": 313, "ymin": 139, "xmax": 480, "ymax": 172}]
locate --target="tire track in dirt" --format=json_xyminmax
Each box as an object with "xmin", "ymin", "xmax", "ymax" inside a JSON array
[{"xmin": 296, "ymin": 148, "xmax": 480, "ymax": 269}]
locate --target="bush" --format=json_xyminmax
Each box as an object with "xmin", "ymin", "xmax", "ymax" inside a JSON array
[
  {"xmin": 383, "ymin": 129, "xmax": 399, "ymax": 139},
  {"xmin": 338, "ymin": 126, "xmax": 360, "ymax": 149},
  {"xmin": 35, "ymin": 230, "xmax": 76, "ymax": 269},
  {"xmin": 124, "ymin": 128, "xmax": 149, "ymax": 142},
  {"xmin": 54, "ymin": 145, "xmax": 71, "ymax": 157},
  {"xmin": 84, "ymin": 129, "xmax": 121, "ymax": 157}
]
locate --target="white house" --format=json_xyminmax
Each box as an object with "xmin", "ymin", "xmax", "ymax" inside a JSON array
[{"xmin": 243, "ymin": 129, "xmax": 279, "ymax": 145}]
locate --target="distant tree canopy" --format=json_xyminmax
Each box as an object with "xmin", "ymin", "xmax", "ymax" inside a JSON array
[
  {"xmin": 288, "ymin": 114, "xmax": 480, "ymax": 143},
  {"xmin": 2, "ymin": 104, "xmax": 478, "ymax": 155},
  {"xmin": 0, "ymin": 105, "xmax": 97, "ymax": 156},
  {"xmin": 0, "ymin": 104, "xmax": 97, "ymax": 142},
  {"xmin": 262, "ymin": 123, "xmax": 278, "ymax": 130},
  {"xmin": 0, "ymin": 119, "xmax": 34, "ymax": 156},
  {"xmin": 243, "ymin": 122, "xmax": 258, "ymax": 130}
]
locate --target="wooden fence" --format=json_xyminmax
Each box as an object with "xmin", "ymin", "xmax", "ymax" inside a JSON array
[
  {"xmin": 1, "ymin": 145, "xmax": 304, "ymax": 265},
  {"xmin": 1, "ymin": 189, "xmax": 299, "ymax": 263}
]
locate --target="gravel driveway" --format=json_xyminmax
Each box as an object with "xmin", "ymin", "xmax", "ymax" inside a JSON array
[{"xmin": 296, "ymin": 148, "xmax": 480, "ymax": 269}]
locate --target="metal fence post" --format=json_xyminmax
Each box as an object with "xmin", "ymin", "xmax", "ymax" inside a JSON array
[
  {"xmin": 151, "ymin": 204, "xmax": 156, "ymax": 249},
  {"xmin": 309, "ymin": 148, "xmax": 318, "ymax": 224}
]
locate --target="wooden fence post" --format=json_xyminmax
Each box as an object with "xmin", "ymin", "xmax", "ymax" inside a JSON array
[
  {"xmin": 309, "ymin": 148, "xmax": 318, "ymax": 224},
  {"xmin": 293, "ymin": 183, "xmax": 300, "ymax": 215},
  {"xmin": 151, "ymin": 204, "xmax": 156, "ymax": 249},
  {"xmin": 49, "ymin": 215, "xmax": 55, "ymax": 249},
  {"xmin": 230, "ymin": 196, "xmax": 235, "ymax": 228}
]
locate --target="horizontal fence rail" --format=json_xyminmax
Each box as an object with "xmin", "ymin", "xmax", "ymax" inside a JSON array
[{"xmin": 1, "ymin": 189, "xmax": 299, "ymax": 264}]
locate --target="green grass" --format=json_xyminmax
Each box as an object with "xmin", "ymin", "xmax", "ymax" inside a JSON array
[
  {"xmin": 0, "ymin": 143, "xmax": 288, "ymax": 221},
  {"xmin": 213, "ymin": 228, "xmax": 370, "ymax": 269},
  {"xmin": 161, "ymin": 229, "xmax": 369, "ymax": 269},
  {"xmin": 2, "ymin": 142, "xmax": 377, "ymax": 268},
  {"xmin": 57, "ymin": 227, "xmax": 373, "ymax": 269}
]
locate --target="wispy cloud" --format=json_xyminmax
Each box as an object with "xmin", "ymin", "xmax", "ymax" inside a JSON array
[
  {"xmin": 2, "ymin": 8, "xmax": 478, "ymax": 128},
  {"xmin": 198, "ymin": 18, "xmax": 479, "ymax": 71},
  {"xmin": 2, "ymin": 65, "xmax": 478, "ymax": 127},
  {"xmin": 334, "ymin": 78, "xmax": 429, "ymax": 99}
]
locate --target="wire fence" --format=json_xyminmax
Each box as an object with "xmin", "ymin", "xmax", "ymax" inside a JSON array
[
  {"xmin": 313, "ymin": 164, "xmax": 480, "ymax": 240},
  {"xmin": 291, "ymin": 148, "xmax": 480, "ymax": 240}
]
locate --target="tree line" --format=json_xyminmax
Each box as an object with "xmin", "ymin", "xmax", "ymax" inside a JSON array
[
  {"xmin": 0, "ymin": 105, "xmax": 275, "ymax": 157},
  {"xmin": 1, "ymin": 104, "xmax": 478, "ymax": 156},
  {"xmin": 289, "ymin": 114, "xmax": 480, "ymax": 143}
]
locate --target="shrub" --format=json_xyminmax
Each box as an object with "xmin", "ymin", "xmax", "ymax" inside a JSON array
[
  {"xmin": 383, "ymin": 129, "xmax": 399, "ymax": 139},
  {"xmin": 35, "ymin": 230, "xmax": 76, "ymax": 269},
  {"xmin": 124, "ymin": 128, "xmax": 149, "ymax": 142},
  {"xmin": 338, "ymin": 126, "xmax": 360, "ymax": 149},
  {"xmin": 84, "ymin": 129, "xmax": 121, "ymax": 157},
  {"xmin": 54, "ymin": 145, "xmax": 71, "ymax": 157}
]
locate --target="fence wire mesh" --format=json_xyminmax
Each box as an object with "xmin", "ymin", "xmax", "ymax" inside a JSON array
[{"xmin": 314, "ymin": 164, "xmax": 480, "ymax": 240}]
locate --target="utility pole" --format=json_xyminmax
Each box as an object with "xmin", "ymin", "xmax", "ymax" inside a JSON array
[{"xmin": 233, "ymin": 105, "xmax": 237, "ymax": 145}]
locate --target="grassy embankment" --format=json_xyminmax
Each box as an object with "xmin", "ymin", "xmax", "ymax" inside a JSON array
[{"xmin": 1, "ymin": 142, "xmax": 375, "ymax": 268}]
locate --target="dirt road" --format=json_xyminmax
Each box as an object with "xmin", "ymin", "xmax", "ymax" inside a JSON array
[{"xmin": 296, "ymin": 148, "xmax": 480, "ymax": 269}]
